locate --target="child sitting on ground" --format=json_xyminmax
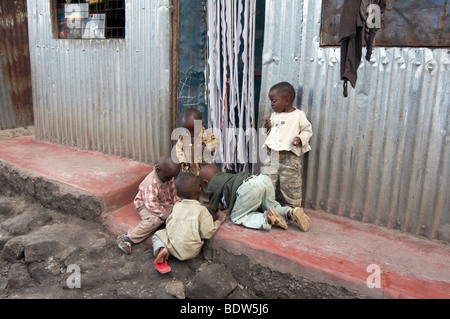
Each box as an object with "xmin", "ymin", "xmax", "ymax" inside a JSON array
[
  {"xmin": 152, "ymin": 172, "xmax": 227, "ymax": 274},
  {"xmin": 263, "ymin": 82, "xmax": 312, "ymax": 208},
  {"xmin": 116, "ymin": 154, "xmax": 181, "ymax": 254},
  {"xmin": 199, "ymin": 165, "xmax": 310, "ymax": 232}
]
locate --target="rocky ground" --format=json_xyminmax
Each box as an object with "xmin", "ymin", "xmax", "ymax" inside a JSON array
[
  {"xmin": 0, "ymin": 127, "xmax": 256, "ymax": 299},
  {"xmin": 0, "ymin": 189, "xmax": 256, "ymax": 299}
]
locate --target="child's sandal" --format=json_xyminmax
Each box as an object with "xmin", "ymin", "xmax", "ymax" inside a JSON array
[
  {"xmin": 290, "ymin": 207, "xmax": 310, "ymax": 232},
  {"xmin": 266, "ymin": 208, "xmax": 288, "ymax": 229},
  {"xmin": 154, "ymin": 259, "xmax": 171, "ymax": 274}
]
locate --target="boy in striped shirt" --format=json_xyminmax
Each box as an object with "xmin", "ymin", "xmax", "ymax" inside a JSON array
[{"xmin": 117, "ymin": 154, "xmax": 181, "ymax": 254}]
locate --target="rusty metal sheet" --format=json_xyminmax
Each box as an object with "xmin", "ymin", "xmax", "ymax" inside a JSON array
[
  {"xmin": 321, "ymin": 0, "xmax": 450, "ymax": 47},
  {"xmin": 0, "ymin": 0, "xmax": 33, "ymax": 129}
]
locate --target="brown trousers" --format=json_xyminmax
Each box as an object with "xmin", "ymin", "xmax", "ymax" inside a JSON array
[{"xmin": 127, "ymin": 204, "xmax": 173, "ymax": 243}]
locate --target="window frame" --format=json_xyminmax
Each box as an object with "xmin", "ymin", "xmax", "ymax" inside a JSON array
[{"xmin": 51, "ymin": 0, "xmax": 126, "ymax": 40}]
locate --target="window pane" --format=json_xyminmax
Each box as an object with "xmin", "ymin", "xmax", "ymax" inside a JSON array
[{"xmin": 56, "ymin": 0, "xmax": 125, "ymax": 39}]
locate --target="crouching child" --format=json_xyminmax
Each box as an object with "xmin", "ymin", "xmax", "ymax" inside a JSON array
[{"xmin": 152, "ymin": 172, "xmax": 227, "ymax": 274}]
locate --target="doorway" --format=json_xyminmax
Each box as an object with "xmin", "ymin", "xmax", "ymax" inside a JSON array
[{"xmin": 205, "ymin": 0, "xmax": 266, "ymax": 172}]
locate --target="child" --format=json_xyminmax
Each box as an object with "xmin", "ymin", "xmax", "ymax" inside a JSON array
[
  {"xmin": 116, "ymin": 154, "xmax": 181, "ymax": 254},
  {"xmin": 263, "ymin": 82, "xmax": 313, "ymax": 208},
  {"xmin": 199, "ymin": 164, "xmax": 310, "ymax": 232},
  {"xmin": 175, "ymin": 108, "xmax": 219, "ymax": 176},
  {"xmin": 152, "ymin": 172, "xmax": 227, "ymax": 274}
]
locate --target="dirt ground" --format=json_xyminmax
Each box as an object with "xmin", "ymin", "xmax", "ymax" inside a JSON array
[
  {"xmin": 0, "ymin": 189, "xmax": 256, "ymax": 299},
  {"xmin": 0, "ymin": 127, "xmax": 257, "ymax": 300}
]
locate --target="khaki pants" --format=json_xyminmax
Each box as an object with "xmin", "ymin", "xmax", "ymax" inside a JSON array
[
  {"xmin": 231, "ymin": 175, "xmax": 292, "ymax": 230},
  {"xmin": 267, "ymin": 152, "xmax": 303, "ymax": 208},
  {"xmin": 127, "ymin": 205, "xmax": 173, "ymax": 243}
]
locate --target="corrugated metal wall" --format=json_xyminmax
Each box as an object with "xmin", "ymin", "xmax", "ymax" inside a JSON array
[
  {"xmin": 258, "ymin": 0, "xmax": 449, "ymax": 241},
  {"xmin": 0, "ymin": 0, "xmax": 33, "ymax": 130},
  {"xmin": 27, "ymin": 0, "xmax": 173, "ymax": 164}
]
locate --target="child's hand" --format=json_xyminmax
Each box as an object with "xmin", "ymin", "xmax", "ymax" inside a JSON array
[
  {"xmin": 217, "ymin": 209, "xmax": 228, "ymax": 223},
  {"xmin": 292, "ymin": 137, "xmax": 301, "ymax": 146},
  {"xmin": 264, "ymin": 115, "xmax": 271, "ymax": 130}
]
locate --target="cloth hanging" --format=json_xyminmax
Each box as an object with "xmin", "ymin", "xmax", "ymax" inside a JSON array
[
  {"xmin": 206, "ymin": 0, "xmax": 257, "ymax": 172},
  {"xmin": 340, "ymin": 0, "xmax": 385, "ymax": 97},
  {"xmin": 361, "ymin": 0, "xmax": 386, "ymax": 61},
  {"xmin": 339, "ymin": 0, "xmax": 363, "ymax": 98}
]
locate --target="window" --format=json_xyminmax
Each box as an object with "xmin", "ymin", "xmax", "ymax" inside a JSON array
[
  {"xmin": 55, "ymin": 0, "xmax": 125, "ymax": 39},
  {"xmin": 321, "ymin": 0, "xmax": 449, "ymax": 47}
]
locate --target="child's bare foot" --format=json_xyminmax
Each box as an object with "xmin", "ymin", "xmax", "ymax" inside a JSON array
[
  {"xmin": 154, "ymin": 248, "xmax": 171, "ymax": 274},
  {"xmin": 266, "ymin": 208, "xmax": 288, "ymax": 229},
  {"xmin": 155, "ymin": 247, "xmax": 168, "ymax": 264}
]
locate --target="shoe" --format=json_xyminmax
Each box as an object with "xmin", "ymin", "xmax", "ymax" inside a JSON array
[
  {"xmin": 117, "ymin": 235, "xmax": 133, "ymax": 254},
  {"xmin": 154, "ymin": 259, "xmax": 171, "ymax": 274},
  {"xmin": 290, "ymin": 207, "xmax": 310, "ymax": 231},
  {"xmin": 266, "ymin": 208, "xmax": 288, "ymax": 229}
]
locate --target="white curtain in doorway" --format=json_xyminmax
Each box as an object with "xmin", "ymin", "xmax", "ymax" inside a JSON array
[{"xmin": 206, "ymin": 0, "xmax": 257, "ymax": 172}]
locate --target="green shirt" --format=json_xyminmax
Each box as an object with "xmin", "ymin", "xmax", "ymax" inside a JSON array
[{"xmin": 206, "ymin": 172, "xmax": 251, "ymax": 212}]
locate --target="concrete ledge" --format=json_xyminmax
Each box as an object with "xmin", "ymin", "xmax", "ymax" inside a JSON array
[
  {"xmin": 1, "ymin": 137, "xmax": 449, "ymax": 299},
  {"xmin": 204, "ymin": 211, "xmax": 450, "ymax": 299},
  {"xmin": 0, "ymin": 137, "xmax": 152, "ymax": 221},
  {"xmin": 103, "ymin": 203, "xmax": 141, "ymax": 236},
  {"xmin": 102, "ymin": 203, "xmax": 156, "ymax": 245}
]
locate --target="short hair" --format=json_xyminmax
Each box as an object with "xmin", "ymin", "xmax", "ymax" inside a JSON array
[
  {"xmin": 157, "ymin": 154, "xmax": 181, "ymax": 176},
  {"xmin": 199, "ymin": 164, "xmax": 220, "ymax": 184},
  {"xmin": 182, "ymin": 108, "xmax": 203, "ymax": 122},
  {"xmin": 269, "ymin": 82, "xmax": 296, "ymax": 102},
  {"xmin": 175, "ymin": 172, "xmax": 199, "ymax": 199}
]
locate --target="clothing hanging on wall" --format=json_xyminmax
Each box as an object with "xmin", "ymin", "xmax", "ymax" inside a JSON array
[
  {"xmin": 340, "ymin": 0, "xmax": 385, "ymax": 97},
  {"xmin": 361, "ymin": 0, "xmax": 386, "ymax": 61}
]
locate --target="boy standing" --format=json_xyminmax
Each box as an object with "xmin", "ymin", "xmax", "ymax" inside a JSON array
[
  {"xmin": 263, "ymin": 82, "xmax": 313, "ymax": 208},
  {"xmin": 116, "ymin": 155, "xmax": 181, "ymax": 254},
  {"xmin": 152, "ymin": 172, "xmax": 227, "ymax": 274}
]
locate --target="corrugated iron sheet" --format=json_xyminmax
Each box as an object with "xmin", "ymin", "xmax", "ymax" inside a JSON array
[
  {"xmin": 259, "ymin": 0, "xmax": 449, "ymax": 241},
  {"xmin": 27, "ymin": 0, "xmax": 173, "ymax": 164},
  {"xmin": 0, "ymin": 0, "xmax": 33, "ymax": 130}
]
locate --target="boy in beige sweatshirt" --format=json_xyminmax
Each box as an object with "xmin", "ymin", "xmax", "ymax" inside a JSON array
[
  {"xmin": 152, "ymin": 172, "xmax": 226, "ymax": 274},
  {"xmin": 263, "ymin": 82, "xmax": 313, "ymax": 208}
]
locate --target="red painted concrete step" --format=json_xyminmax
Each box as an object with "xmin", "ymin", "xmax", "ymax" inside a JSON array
[
  {"xmin": 0, "ymin": 136, "xmax": 152, "ymax": 213},
  {"xmin": 1, "ymin": 137, "xmax": 449, "ymax": 299},
  {"xmin": 103, "ymin": 203, "xmax": 141, "ymax": 236},
  {"xmin": 105, "ymin": 202, "xmax": 450, "ymax": 299},
  {"xmin": 206, "ymin": 210, "xmax": 450, "ymax": 299}
]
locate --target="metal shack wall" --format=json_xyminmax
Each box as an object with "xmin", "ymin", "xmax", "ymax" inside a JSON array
[
  {"xmin": 27, "ymin": 0, "xmax": 173, "ymax": 164},
  {"xmin": 258, "ymin": 0, "xmax": 449, "ymax": 241},
  {"xmin": 0, "ymin": 0, "xmax": 33, "ymax": 130}
]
